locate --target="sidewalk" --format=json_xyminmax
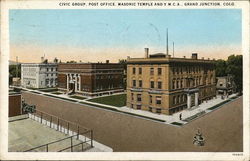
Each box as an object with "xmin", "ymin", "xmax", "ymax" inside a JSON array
[
  {"xmin": 119, "ymin": 93, "xmax": 239, "ymax": 125},
  {"xmin": 21, "ymin": 87, "xmax": 239, "ymax": 126}
]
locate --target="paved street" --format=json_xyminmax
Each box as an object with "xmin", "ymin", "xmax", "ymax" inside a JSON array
[{"xmin": 22, "ymin": 91, "xmax": 243, "ymax": 152}]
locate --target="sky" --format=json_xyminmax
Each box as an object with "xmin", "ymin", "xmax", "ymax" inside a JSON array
[{"xmin": 9, "ymin": 9, "xmax": 242, "ymax": 63}]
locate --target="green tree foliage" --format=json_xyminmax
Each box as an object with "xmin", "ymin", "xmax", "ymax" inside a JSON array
[
  {"xmin": 66, "ymin": 60, "xmax": 77, "ymax": 63},
  {"xmin": 215, "ymin": 55, "xmax": 242, "ymax": 92},
  {"xmin": 9, "ymin": 64, "xmax": 21, "ymax": 78},
  {"xmin": 215, "ymin": 59, "xmax": 227, "ymax": 77},
  {"xmin": 9, "ymin": 64, "xmax": 21, "ymax": 85},
  {"xmin": 226, "ymin": 55, "xmax": 242, "ymax": 92}
]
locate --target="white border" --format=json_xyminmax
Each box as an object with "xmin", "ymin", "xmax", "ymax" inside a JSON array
[{"xmin": 1, "ymin": 0, "xmax": 249, "ymax": 160}]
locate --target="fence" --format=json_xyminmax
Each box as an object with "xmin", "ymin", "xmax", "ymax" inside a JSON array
[{"xmin": 24, "ymin": 109, "xmax": 93, "ymax": 152}]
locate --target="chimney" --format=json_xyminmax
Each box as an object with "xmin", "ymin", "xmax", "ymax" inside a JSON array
[
  {"xmin": 191, "ymin": 53, "xmax": 198, "ymax": 59},
  {"xmin": 106, "ymin": 60, "xmax": 109, "ymax": 64},
  {"xmin": 145, "ymin": 48, "xmax": 149, "ymax": 58}
]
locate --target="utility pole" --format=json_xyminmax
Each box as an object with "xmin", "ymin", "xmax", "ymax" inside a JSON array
[
  {"xmin": 16, "ymin": 56, "xmax": 18, "ymax": 77},
  {"xmin": 173, "ymin": 42, "xmax": 175, "ymax": 57},
  {"xmin": 166, "ymin": 28, "xmax": 169, "ymax": 56}
]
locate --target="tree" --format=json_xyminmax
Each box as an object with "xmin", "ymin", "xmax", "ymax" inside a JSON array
[
  {"xmin": 226, "ymin": 55, "xmax": 242, "ymax": 92},
  {"xmin": 66, "ymin": 60, "xmax": 77, "ymax": 63},
  {"xmin": 215, "ymin": 59, "xmax": 227, "ymax": 77},
  {"xmin": 214, "ymin": 55, "xmax": 242, "ymax": 92},
  {"xmin": 9, "ymin": 64, "xmax": 21, "ymax": 77}
]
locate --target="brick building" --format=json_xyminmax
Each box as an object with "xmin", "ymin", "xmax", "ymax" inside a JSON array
[
  {"xmin": 9, "ymin": 92, "xmax": 22, "ymax": 117},
  {"xmin": 126, "ymin": 48, "xmax": 216, "ymax": 115},
  {"xmin": 58, "ymin": 62, "xmax": 124, "ymax": 97}
]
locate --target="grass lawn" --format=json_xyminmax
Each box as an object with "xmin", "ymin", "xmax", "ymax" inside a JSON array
[
  {"xmin": 88, "ymin": 94, "xmax": 126, "ymax": 107},
  {"xmin": 69, "ymin": 95, "xmax": 86, "ymax": 100}
]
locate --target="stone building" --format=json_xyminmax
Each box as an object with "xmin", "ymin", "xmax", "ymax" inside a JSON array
[
  {"xmin": 57, "ymin": 61, "xmax": 124, "ymax": 97},
  {"xmin": 126, "ymin": 48, "xmax": 216, "ymax": 115},
  {"xmin": 21, "ymin": 58, "xmax": 58, "ymax": 88},
  {"xmin": 216, "ymin": 75, "xmax": 236, "ymax": 96}
]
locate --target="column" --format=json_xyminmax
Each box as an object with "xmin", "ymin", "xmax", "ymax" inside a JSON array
[
  {"xmin": 66, "ymin": 74, "xmax": 69, "ymax": 90},
  {"xmin": 187, "ymin": 94, "xmax": 191, "ymax": 109},
  {"xmin": 74, "ymin": 74, "xmax": 77, "ymax": 91},
  {"xmin": 195, "ymin": 92, "xmax": 199, "ymax": 107},
  {"xmin": 78, "ymin": 75, "xmax": 81, "ymax": 91}
]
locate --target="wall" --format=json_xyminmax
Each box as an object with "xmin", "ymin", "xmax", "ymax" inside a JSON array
[
  {"xmin": 9, "ymin": 94, "xmax": 22, "ymax": 117},
  {"xmin": 22, "ymin": 91, "xmax": 243, "ymax": 152}
]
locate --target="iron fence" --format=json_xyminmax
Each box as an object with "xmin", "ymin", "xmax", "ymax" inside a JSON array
[{"xmin": 25, "ymin": 109, "xmax": 93, "ymax": 152}]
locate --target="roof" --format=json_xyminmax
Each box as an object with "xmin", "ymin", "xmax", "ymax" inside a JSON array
[{"xmin": 149, "ymin": 53, "xmax": 166, "ymax": 58}]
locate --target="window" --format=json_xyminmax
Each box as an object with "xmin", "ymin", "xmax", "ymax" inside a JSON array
[
  {"xmin": 139, "ymin": 68, "xmax": 142, "ymax": 74},
  {"xmin": 158, "ymin": 68, "xmax": 162, "ymax": 75},
  {"xmin": 173, "ymin": 96, "xmax": 176, "ymax": 104},
  {"xmin": 156, "ymin": 108, "xmax": 161, "ymax": 114},
  {"xmin": 137, "ymin": 105, "xmax": 141, "ymax": 109},
  {"xmin": 133, "ymin": 80, "xmax": 136, "ymax": 87},
  {"xmin": 131, "ymin": 93, "xmax": 134, "ymax": 101},
  {"xmin": 180, "ymin": 80, "xmax": 183, "ymax": 88},
  {"xmin": 173, "ymin": 68, "xmax": 175, "ymax": 74},
  {"xmin": 150, "ymin": 68, "xmax": 154, "ymax": 75},
  {"xmin": 51, "ymin": 68, "xmax": 53, "ymax": 71},
  {"xmin": 139, "ymin": 80, "xmax": 142, "ymax": 87},
  {"xmin": 150, "ymin": 81, "xmax": 154, "ymax": 88},
  {"xmin": 133, "ymin": 67, "xmax": 136, "ymax": 74},
  {"xmin": 158, "ymin": 81, "xmax": 162, "ymax": 89},
  {"xmin": 176, "ymin": 80, "xmax": 179, "ymax": 89},
  {"xmin": 172, "ymin": 79, "xmax": 175, "ymax": 89},
  {"xmin": 137, "ymin": 94, "xmax": 142, "ymax": 102},
  {"xmin": 156, "ymin": 96, "xmax": 162, "ymax": 105},
  {"xmin": 149, "ymin": 95, "xmax": 152, "ymax": 104},
  {"xmin": 47, "ymin": 68, "xmax": 49, "ymax": 71}
]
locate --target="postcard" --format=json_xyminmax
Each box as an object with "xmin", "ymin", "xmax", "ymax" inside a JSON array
[{"xmin": 0, "ymin": 0, "xmax": 249, "ymax": 160}]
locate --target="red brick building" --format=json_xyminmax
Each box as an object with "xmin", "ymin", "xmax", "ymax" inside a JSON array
[
  {"xmin": 9, "ymin": 92, "xmax": 22, "ymax": 117},
  {"xmin": 58, "ymin": 62, "xmax": 124, "ymax": 97}
]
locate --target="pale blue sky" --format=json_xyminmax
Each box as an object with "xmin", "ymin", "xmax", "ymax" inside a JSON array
[{"xmin": 9, "ymin": 9, "xmax": 242, "ymax": 62}]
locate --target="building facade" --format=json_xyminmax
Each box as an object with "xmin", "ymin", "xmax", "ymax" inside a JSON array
[
  {"xmin": 216, "ymin": 75, "xmax": 236, "ymax": 96},
  {"xmin": 21, "ymin": 60, "xmax": 58, "ymax": 88},
  {"xmin": 126, "ymin": 48, "xmax": 216, "ymax": 115},
  {"xmin": 9, "ymin": 92, "xmax": 22, "ymax": 117},
  {"xmin": 57, "ymin": 62, "xmax": 124, "ymax": 97}
]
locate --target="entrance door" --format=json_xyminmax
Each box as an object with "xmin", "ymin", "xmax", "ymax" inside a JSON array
[{"xmin": 69, "ymin": 82, "xmax": 75, "ymax": 92}]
